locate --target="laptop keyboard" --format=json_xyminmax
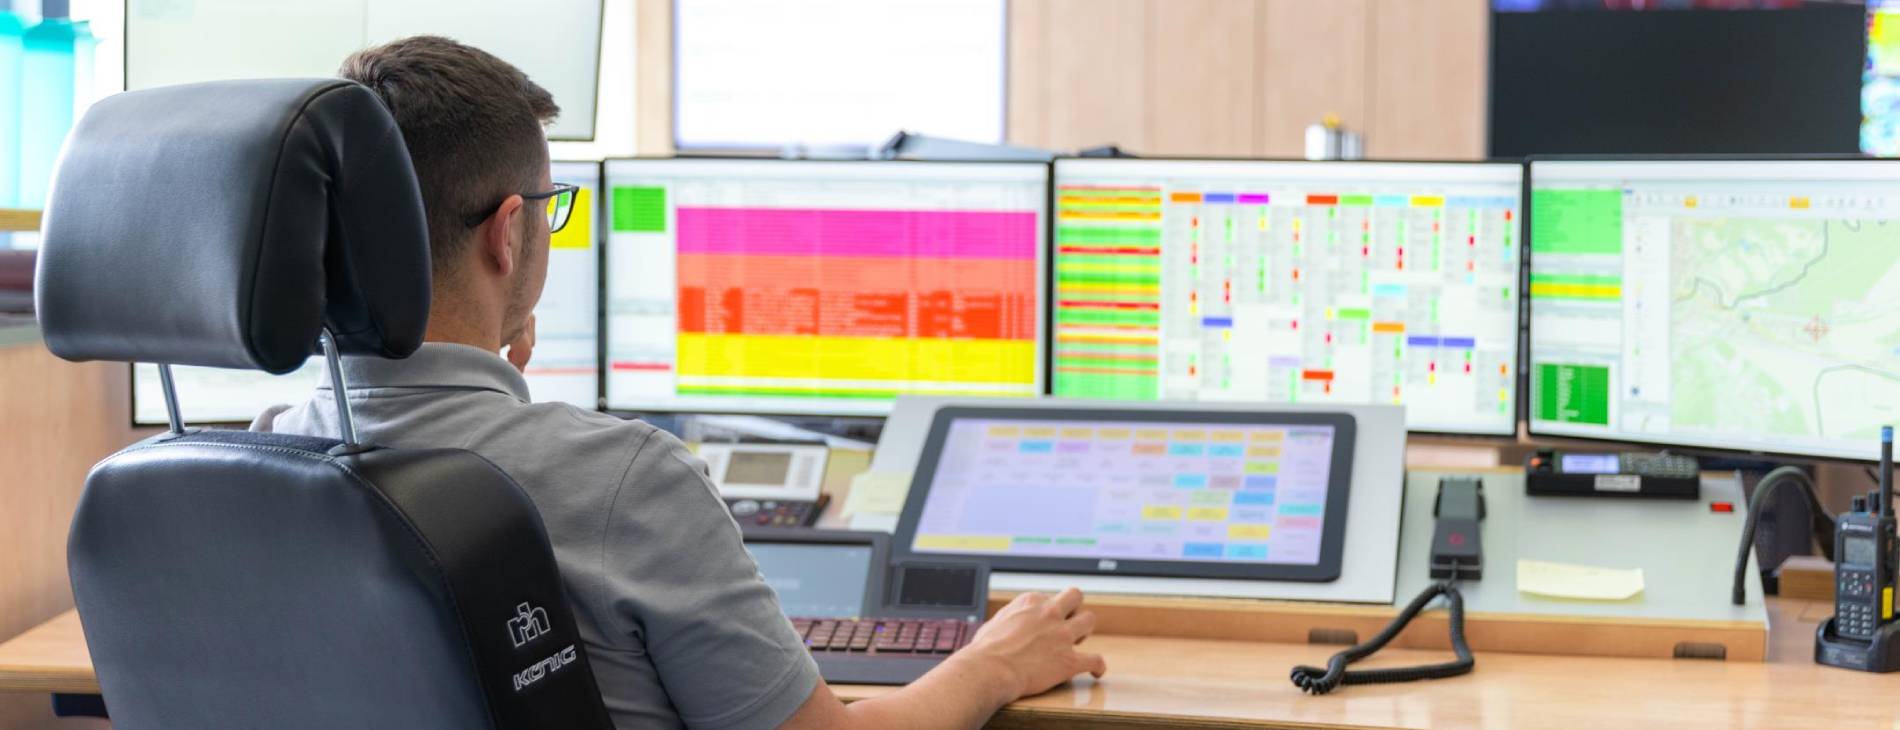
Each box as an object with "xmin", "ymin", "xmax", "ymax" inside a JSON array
[{"xmin": 792, "ymin": 617, "xmax": 977, "ymax": 655}]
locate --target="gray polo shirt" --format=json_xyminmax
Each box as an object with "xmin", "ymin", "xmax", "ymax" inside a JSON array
[{"xmin": 252, "ymin": 343, "xmax": 820, "ymax": 730}]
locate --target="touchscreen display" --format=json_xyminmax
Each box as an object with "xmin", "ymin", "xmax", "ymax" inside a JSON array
[
  {"xmin": 908, "ymin": 418, "xmax": 1339, "ymax": 566},
  {"xmin": 745, "ymin": 542, "xmax": 872, "ymax": 618}
]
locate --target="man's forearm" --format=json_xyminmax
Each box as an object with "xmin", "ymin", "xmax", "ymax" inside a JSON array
[{"xmin": 837, "ymin": 653, "xmax": 1019, "ymax": 730}]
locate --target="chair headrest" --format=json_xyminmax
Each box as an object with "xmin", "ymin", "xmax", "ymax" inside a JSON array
[{"xmin": 35, "ymin": 78, "xmax": 431, "ymax": 373}]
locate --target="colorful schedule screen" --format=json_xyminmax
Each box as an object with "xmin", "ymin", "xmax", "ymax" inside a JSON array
[
  {"xmin": 1050, "ymin": 159, "xmax": 1523, "ymax": 436},
  {"xmin": 133, "ymin": 160, "xmax": 604, "ymax": 424},
  {"xmin": 906, "ymin": 416, "xmax": 1343, "ymax": 568},
  {"xmin": 603, "ymin": 159, "xmax": 1047, "ymax": 415},
  {"xmin": 1529, "ymin": 159, "xmax": 1900, "ymax": 461}
]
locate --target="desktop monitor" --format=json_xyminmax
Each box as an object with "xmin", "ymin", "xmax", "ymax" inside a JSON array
[
  {"xmin": 1050, "ymin": 159, "xmax": 1524, "ymax": 436},
  {"xmin": 132, "ymin": 160, "xmax": 605, "ymax": 425},
  {"xmin": 1526, "ymin": 158, "xmax": 1900, "ymax": 461},
  {"xmin": 601, "ymin": 159, "xmax": 1047, "ymax": 416}
]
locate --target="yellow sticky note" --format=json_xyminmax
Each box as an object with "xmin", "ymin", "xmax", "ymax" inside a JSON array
[
  {"xmin": 1516, "ymin": 559, "xmax": 1645, "ymax": 601},
  {"xmin": 551, "ymin": 187, "xmax": 593, "ymax": 250},
  {"xmin": 840, "ymin": 470, "xmax": 910, "ymax": 518}
]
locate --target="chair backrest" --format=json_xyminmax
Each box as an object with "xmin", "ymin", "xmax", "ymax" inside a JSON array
[{"xmin": 37, "ymin": 78, "xmax": 614, "ymax": 730}]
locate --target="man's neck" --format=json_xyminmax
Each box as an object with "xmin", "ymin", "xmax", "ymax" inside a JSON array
[{"xmin": 423, "ymin": 292, "xmax": 504, "ymax": 353}]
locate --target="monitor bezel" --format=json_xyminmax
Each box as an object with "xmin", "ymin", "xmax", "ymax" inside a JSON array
[
  {"xmin": 739, "ymin": 527, "xmax": 890, "ymax": 619},
  {"xmin": 1523, "ymin": 153, "xmax": 1891, "ymax": 464},
  {"xmin": 891, "ymin": 405, "xmax": 1358, "ymax": 583},
  {"xmin": 1047, "ymin": 155, "xmax": 1531, "ymax": 440},
  {"xmin": 130, "ymin": 159, "xmax": 609, "ymax": 428},
  {"xmin": 598, "ymin": 156, "xmax": 1052, "ymax": 418}
]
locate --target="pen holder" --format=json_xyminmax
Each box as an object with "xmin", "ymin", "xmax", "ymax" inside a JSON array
[{"xmin": 1815, "ymin": 616, "xmax": 1900, "ymax": 672}]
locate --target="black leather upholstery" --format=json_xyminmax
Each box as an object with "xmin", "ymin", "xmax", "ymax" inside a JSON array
[
  {"xmin": 35, "ymin": 78, "xmax": 430, "ymax": 372},
  {"xmin": 69, "ymin": 431, "xmax": 614, "ymax": 730},
  {"xmin": 41, "ymin": 78, "xmax": 615, "ymax": 729}
]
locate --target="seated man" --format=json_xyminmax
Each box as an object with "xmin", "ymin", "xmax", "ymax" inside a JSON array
[{"xmin": 254, "ymin": 35, "xmax": 1105, "ymax": 730}]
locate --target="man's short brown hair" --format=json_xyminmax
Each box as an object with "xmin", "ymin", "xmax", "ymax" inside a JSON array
[{"xmin": 339, "ymin": 36, "xmax": 560, "ymax": 277}]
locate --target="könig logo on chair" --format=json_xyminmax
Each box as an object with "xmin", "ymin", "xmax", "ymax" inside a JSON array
[{"xmin": 508, "ymin": 602, "xmax": 552, "ymax": 648}]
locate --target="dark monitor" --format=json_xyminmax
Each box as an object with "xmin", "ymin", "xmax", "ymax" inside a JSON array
[{"xmin": 1490, "ymin": 3, "xmax": 1863, "ymax": 157}]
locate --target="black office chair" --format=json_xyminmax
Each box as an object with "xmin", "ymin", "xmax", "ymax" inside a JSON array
[{"xmin": 35, "ymin": 78, "xmax": 615, "ymax": 730}]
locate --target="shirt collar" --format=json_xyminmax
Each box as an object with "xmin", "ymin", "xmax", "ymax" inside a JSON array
[{"xmin": 314, "ymin": 342, "xmax": 531, "ymax": 402}]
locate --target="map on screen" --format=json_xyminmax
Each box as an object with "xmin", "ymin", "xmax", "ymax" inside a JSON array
[{"xmin": 1529, "ymin": 160, "xmax": 1900, "ymax": 460}]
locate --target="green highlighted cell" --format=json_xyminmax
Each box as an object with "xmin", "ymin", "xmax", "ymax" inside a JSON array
[
  {"xmin": 1058, "ymin": 226, "xmax": 1163, "ymax": 245},
  {"xmin": 1531, "ymin": 189, "xmax": 1622, "ymax": 255},
  {"xmin": 1342, "ymin": 195, "xmax": 1374, "ymax": 206},
  {"xmin": 1536, "ymin": 363, "xmax": 1611, "ymax": 426},
  {"xmin": 1057, "ymin": 272, "xmax": 1161, "ymax": 286},
  {"xmin": 611, "ymin": 186, "xmax": 667, "ymax": 233},
  {"xmin": 1335, "ymin": 307, "xmax": 1371, "ymax": 320},
  {"xmin": 1054, "ymin": 372, "xmax": 1158, "ymax": 400},
  {"xmin": 1057, "ymin": 309, "xmax": 1161, "ymax": 326}
]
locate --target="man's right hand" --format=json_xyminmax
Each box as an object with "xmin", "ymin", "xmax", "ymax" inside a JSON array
[
  {"xmin": 955, "ymin": 588, "xmax": 1107, "ymax": 702},
  {"xmin": 779, "ymin": 587, "xmax": 1106, "ymax": 730}
]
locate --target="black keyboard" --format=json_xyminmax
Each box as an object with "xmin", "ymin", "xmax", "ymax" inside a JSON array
[{"xmin": 791, "ymin": 617, "xmax": 980, "ymax": 685}]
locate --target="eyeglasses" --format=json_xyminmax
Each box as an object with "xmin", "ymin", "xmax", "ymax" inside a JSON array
[{"xmin": 463, "ymin": 183, "xmax": 580, "ymax": 234}]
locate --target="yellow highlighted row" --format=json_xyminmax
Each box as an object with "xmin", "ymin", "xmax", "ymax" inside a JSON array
[
  {"xmin": 913, "ymin": 535, "xmax": 1012, "ymax": 552},
  {"xmin": 1229, "ymin": 524, "xmax": 1272, "ymax": 540},
  {"xmin": 1058, "ymin": 283, "xmax": 1161, "ymax": 295},
  {"xmin": 678, "ymin": 334, "xmax": 1035, "ymax": 384},
  {"xmin": 1058, "ymin": 211, "xmax": 1163, "ymax": 222},
  {"xmin": 1058, "ymin": 262, "xmax": 1161, "ymax": 274},
  {"xmin": 1529, "ymin": 283, "xmax": 1623, "ymax": 300}
]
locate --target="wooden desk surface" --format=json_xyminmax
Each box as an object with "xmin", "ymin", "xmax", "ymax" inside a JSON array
[{"xmin": 6, "ymin": 599, "xmax": 1897, "ymax": 729}]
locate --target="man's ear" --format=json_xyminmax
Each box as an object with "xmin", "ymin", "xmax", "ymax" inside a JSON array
[{"xmin": 482, "ymin": 194, "xmax": 526, "ymax": 277}]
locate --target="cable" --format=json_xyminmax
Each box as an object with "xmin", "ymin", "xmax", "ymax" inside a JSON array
[
  {"xmin": 1289, "ymin": 578, "xmax": 1474, "ymax": 695},
  {"xmin": 1731, "ymin": 465, "xmax": 1835, "ymax": 606}
]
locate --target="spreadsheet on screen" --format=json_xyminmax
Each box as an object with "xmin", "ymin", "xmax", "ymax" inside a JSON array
[
  {"xmin": 603, "ymin": 159, "xmax": 1047, "ymax": 416},
  {"xmin": 1050, "ymin": 159, "xmax": 1523, "ymax": 436}
]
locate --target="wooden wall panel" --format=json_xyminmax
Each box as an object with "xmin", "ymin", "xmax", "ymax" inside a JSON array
[
  {"xmin": 1144, "ymin": 0, "xmax": 1257, "ymax": 156},
  {"xmin": 0, "ymin": 346, "xmax": 134, "ymax": 730},
  {"xmin": 1004, "ymin": 0, "xmax": 1487, "ymax": 161},
  {"xmin": 635, "ymin": 0, "xmax": 675, "ymax": 155},
  {"xmin": 1365, "ymin": 0, "xmax": 1489, "ymax": 159},
  {"xmin": 1039, "ymin": 0, "xmax": 1150, "ymax": 153},
  {"xmin": 1006, "ymin": 0, "xmax": 1049, "ymax": 148},
  {"xmin": 1257, "ymin": 0, "xmax": 1371, "ymax": 158}
]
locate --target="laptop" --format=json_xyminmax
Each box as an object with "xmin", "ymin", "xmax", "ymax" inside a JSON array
[{"xmin": 742, "ymin": 528, "xmax": 989, "ymax": 685}]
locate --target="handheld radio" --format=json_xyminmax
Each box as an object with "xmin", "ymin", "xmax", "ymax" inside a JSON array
[{"xmin": 1816, "ymin": 426, "xmax": 1900, "ymax": 672}]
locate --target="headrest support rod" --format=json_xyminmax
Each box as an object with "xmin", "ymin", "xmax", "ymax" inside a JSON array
[
  {"xmin": 155, "ymin": 363, "xmax": 185, "ymax": 436},
  {"xmin": 319, "ymin": 328, "xmax": 358, "ymax": 447}
]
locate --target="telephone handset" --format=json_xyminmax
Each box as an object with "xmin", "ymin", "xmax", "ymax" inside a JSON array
[{"xmin": 1291, "ymin": 477, "xmax": 1479, "ymax": 695}]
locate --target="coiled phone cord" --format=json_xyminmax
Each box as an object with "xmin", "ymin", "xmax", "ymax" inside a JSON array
[{"xmin": 1289, "ymin": 579, "xmax": 1474, "ymax": 695}]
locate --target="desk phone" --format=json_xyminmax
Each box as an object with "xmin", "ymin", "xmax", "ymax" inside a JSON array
[
  {"xmin": 700, "ymin": 443, "xmax": 830, "ymax": 527},
  {"xmin": 1526, "ymin": 449, "xmax": 1699, "ymax": 500}
]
